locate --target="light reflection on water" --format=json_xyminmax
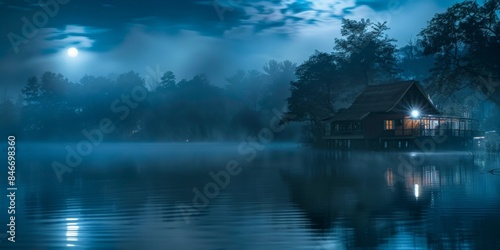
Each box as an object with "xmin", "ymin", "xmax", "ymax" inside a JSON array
[
  {"xmin": 66, "ymin": 218, "xmax": 79, "ymax": 247},
  {"xmin": 2, "ymin": 143, "xmax": 500, "ymax": 249}
]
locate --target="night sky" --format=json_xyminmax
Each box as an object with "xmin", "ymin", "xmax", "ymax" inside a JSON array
[{"xmin": 1, "ymin": 0, "xmax": 460, "ymax": 97}]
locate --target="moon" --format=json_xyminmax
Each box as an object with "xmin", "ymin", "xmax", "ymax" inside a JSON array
[{"xmin": 67, "ymin": 47, "xmax": 79, "ymax": 58}]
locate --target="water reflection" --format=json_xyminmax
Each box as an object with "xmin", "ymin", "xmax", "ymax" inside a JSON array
[
  {"xmin": 66, "ymin": 218, "xmax": 79, "ymax": 247},
  {"xmin": 281, "ymin": 151, "xmax": 500, "ymax": 249},
  {"xmin": 3, "ymin": 143, "xmax": 500, "ymax": 249}
]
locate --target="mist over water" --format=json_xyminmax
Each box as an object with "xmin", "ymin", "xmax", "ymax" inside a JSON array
[
  {"xmin": 1, "ymin": 0, "xmax": 499, "ymax": 249},
  {"xmin": 2, "ymin": 143, "xmax": 499, "ymax": 249}
]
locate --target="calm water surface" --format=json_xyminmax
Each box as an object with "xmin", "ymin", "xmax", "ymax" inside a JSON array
[{"xmin": 2, "ymin": 143, "xmax": 500, "ymax": 250}]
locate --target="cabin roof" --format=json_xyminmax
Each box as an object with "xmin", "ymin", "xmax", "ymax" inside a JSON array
[{"xmin": 328, "ymin": 80, "xmax": 440, "ymax": 121}]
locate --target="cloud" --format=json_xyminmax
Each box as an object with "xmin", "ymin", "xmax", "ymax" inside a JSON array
[
  {"xmin": 384, "ymin": 0, "xmax": 447, "ymax": 46},
  {"xmin": 34, "ymin": 25, "xmax": 102, "ymax": 52},
  {"xmin": 0, "ymin": 24, "xmax": 104, "ymax": 95},
  {"xmin": 0, "ymin": 0, "xmax": 460, "ymax": 99}
]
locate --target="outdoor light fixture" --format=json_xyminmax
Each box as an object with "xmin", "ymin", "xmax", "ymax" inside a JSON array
[{"xmin": 411, "ymin": 110, "xmax": 420, "ymax": 118}]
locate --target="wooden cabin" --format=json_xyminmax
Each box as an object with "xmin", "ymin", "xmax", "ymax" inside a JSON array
[{"xmin": 323, "ymin": 81, "xmax": 484, "ymax": 150}]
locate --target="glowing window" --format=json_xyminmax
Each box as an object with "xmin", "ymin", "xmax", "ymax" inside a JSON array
[{"xmin": 384, "ymin": 120, "xmax": 394, "ymax": 130}]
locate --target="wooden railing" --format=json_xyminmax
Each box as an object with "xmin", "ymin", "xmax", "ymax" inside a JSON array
[
  {"xmin": 328, "ymin": 130, "xmax": 364, "ymax": 136},
  {"xmin": 383, "ymin": 129, "xmax": 483, "ymax": 137},
  {"xmin": 329, "ymin": 129, "xmax": 484, "ymax": 137}
]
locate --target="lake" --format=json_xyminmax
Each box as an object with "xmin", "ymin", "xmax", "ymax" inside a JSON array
[{"xmin": 2, "ymin": 143, "xmax": 500, "ymax": 249}]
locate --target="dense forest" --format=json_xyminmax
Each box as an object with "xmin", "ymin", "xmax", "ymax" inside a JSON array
[
  {"xmin": 0, "ymin": 61, "xmax": 298, "ymax": 142},
  {"xmin": 1, "ymin": 0, "xmax": 499, "ymax": 145}
]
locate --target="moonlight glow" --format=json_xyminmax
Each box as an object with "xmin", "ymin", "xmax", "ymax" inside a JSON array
[{"xmin": 67, "ymin": 47, "xmax": 79, "ymax": 58}]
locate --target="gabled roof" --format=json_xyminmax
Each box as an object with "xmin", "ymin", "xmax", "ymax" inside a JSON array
[{"xmin": 328, "ymin": 80, "xmax": 440, "ymax": 121}]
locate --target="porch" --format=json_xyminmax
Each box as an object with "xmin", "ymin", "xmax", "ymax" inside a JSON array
[{"xmin": 380, "ymin": 116, "xmax": 483, "ymax": 138}]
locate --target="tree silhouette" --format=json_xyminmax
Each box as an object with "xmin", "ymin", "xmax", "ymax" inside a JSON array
[
  {"xmin": 260, "ymin": 60, "xmax": 297, "ymax": 110},
  {"xmin": 419, "ymin": 0, "xmax": 500, "ymax": 104},
  {"xmin": 334, "ymin": 18, "xmax": 399, "ymax": 86},
  {"xmin": 287, "ymin": 51, "xmax": 338, "ymax": 145}
]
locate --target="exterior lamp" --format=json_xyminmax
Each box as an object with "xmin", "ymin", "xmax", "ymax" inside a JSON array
[{"xmin": 411, "ymin": 110, "xmax": 420, "ymax": 118}]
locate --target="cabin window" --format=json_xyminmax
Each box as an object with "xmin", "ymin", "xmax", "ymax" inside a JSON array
[
  {"xmin": 340, "ymin": 123, "xmax": 346, "ymax": 131},
  {"xmin": 395, "ymin": 119, "xmax": 403, "ymax": 127},
  {"xmin": 353, "ymin": 122, "xmax": 361, "ymax": 131},
  {"xmin": 384, "ymin": 120, "xmax": 394, "ymax": 130}
]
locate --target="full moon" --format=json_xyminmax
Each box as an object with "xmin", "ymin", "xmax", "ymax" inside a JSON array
[{"xmin": 67, "ymin": 47, "xmax": 79, "ymax": 57}]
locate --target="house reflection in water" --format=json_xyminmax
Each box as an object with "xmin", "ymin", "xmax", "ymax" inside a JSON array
[
  {"xmin": 386, "ymin": 155, "xmax": 480, "ymax": 194},
  {"xmin": 280, "ymin": 151, "xmax": 499, "ymax": 249}
]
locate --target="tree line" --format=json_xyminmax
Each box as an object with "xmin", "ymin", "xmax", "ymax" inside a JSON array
[{"xmin": 0, "ymin": 60, "xmax": 298, "ymax": 141}]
